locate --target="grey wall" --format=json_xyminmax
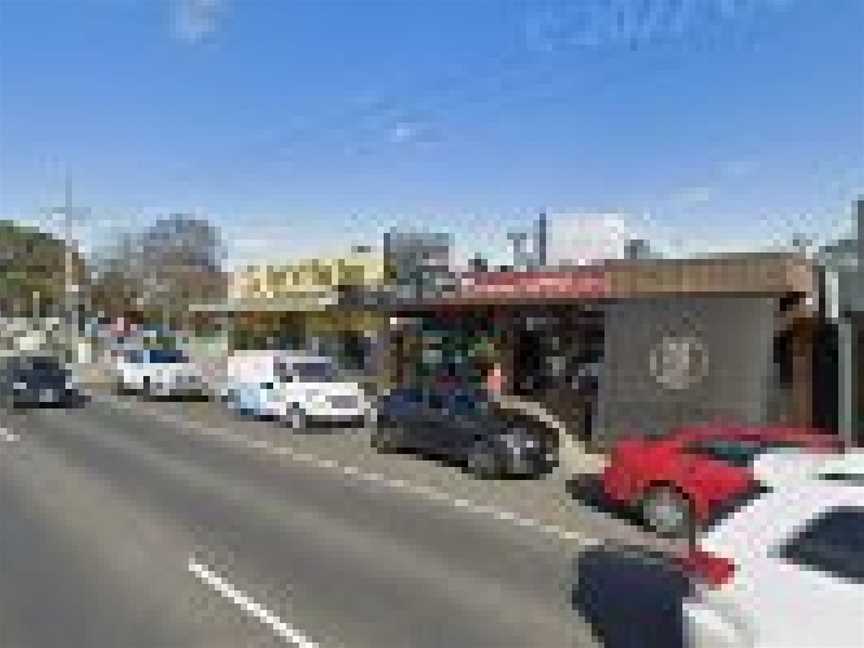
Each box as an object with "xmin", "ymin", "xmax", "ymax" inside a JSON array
[{"xmin": 595, "ymin": 297, "xmax": 776, "ymax": 448}]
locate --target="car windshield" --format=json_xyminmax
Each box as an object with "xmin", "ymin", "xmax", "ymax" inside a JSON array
[
  {"xmin": 26, "ymin": 357, "xmax": 63, "ymax": 373},
  {"xmin": 146, "ymin": 349, "xmax": 188, "ymax": 364},
  {"xmin": 283, "ymin": 361, "xmax": 336, "ymax": 382},
  {"xmin": 688, "ymin": 438, "xmax": 811, "ymax": 469},
  {"xmin": 15, "ymin": 357, "xmax": 67, "ymax": 385}
]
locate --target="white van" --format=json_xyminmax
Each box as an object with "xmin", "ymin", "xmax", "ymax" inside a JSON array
[{"xmin": 221, "ymin": 351, "xmax": 369, "ymax": 428}]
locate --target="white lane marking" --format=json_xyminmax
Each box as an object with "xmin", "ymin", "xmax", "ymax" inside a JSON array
[
  {"xmin": 102, "ymin": 395, "xmax": 598, "ymax": 547},
  {"xmin": 188, "ymin": 557, "xmax": 319, "ymax": 648},
  {"xmin": 1, "ymin": 427, "xmax": 20, "ymax": 443}
]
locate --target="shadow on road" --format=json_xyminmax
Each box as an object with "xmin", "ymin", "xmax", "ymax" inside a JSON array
[{"xmin": 565, "ymin": 474, "xmax": 644, "ymax": 528}]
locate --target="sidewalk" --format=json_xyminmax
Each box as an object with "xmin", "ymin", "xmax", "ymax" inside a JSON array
[{"xmin": 495, "ymin": 394, "xmax": 608, "ymax": 476}]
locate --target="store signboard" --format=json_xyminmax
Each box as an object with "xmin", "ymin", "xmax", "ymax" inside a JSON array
[{"xmin": 459, "ymin": 270, "xmax": 609, "ymax": 300}]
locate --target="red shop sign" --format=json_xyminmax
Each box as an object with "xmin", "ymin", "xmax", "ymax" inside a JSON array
[{"xmin": 459, "ymin": 270, "xmax": 608, "ymax": 299}]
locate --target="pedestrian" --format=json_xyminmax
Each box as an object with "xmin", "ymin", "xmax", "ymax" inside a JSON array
[{"xmin": 485, "ymin": 360, "xmax": 504, "ymax": 394}]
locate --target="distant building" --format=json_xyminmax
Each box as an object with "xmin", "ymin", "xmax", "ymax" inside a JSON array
[
  {"xmin": 623, "ymin": 238, "xmax": 658, "ymax": 260},
  {"xmin": 507, "ymin": 231, "xmax": 530, "ymax": 270},
  {"xmin": 190, "ymin": 249, "xmax": 388, "ymax": 375},
  {"xmin": 383, "ymin": 230, "xmax": 455, "ymax": 301},
  {"xmin": 468, "ymin": 253, "xmax": 489, "ymax": 273}
]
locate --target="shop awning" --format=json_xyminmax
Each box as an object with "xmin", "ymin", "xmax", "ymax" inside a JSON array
[{"xmin": 188, "ymin": 295, "xmax": 338, "ymax": 313}]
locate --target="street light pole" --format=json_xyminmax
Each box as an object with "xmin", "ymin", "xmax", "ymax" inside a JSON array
[
  {"xmin": 64, "ymin": 175, "xmax": 76, "ymax": 347},
  {"xmin": 48, "ymin": 169, "xmax": 87, "ymax": 363}
]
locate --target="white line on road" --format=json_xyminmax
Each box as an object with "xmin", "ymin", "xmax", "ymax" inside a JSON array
[
  {"xmin": 0, "ymin": 426, "xmax": 19, "ymax": 443},
  {"xmin": 188, "ymin": 557, "xmax": 319, "ymax": 648}
]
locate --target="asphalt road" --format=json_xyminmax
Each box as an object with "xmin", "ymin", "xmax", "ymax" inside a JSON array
[{"xmin": 1, "ymin": 398, "xmax": 610, "ymax": 648}]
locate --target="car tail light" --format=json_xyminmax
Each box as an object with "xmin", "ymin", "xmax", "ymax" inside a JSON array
[{"xmin": 678, "ymin": 549, "xmax": 735, "ymax": 588}]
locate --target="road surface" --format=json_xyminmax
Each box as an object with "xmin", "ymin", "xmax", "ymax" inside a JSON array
[{"xmin": 1, "ymin": 398, "xmax": 612, "ymax": 647}]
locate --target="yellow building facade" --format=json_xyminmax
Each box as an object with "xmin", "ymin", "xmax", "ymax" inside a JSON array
[{"xmin": 219, "ymin": 251, "xmax": 389, "ymax": 378}]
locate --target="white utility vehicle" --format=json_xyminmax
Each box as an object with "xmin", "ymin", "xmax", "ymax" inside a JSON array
[
  {"xmin": 221, "ymin": 350, "xmax": 369, "ymax": 428},
  {"xmin": 113, "ymin": 348, "xmax": 206, "ymax": 398},
  {"xmin": 683, "ymin": 450, "xmax": 864, "ymax": 648}
]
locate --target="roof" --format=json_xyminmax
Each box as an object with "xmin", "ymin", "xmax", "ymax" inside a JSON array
[
  {"xmin": 669, "ymin": 424, "xmax": 837, "ymax": 444},
  {"xmin": 752, "ymin": 450, "xmax": 864, "ymax": 486}
]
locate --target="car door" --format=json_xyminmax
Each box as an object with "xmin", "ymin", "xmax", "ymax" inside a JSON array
[
  {"xmin": 378, "ymin": 387, "xmax": 426, "ymax": 445},
  {"xmin": 432, "ymin": 389, "xmax": 480, "ymax": 457},
  {"xmin": 134, "ymin": 350, "xmax": 153, "ymax": 388},
  {"xmin": 748, "ymin": 504, "xmax": 864, "ymax": 648},
  {"xmin": 412, "ymin": 387, "xmax": 448, "ymax": 453},
  {"xmin": 680, "ymin": 438, "xmax": 762, "ymax": 512}
]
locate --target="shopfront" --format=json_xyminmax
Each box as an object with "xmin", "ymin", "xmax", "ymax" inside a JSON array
[
  {"xmin": 385, "ymin": 253, "xmax": 824, "ymax": 449},
  {"xmin": 385, "ymin": 270, "xmax": 609, "ymax": 442}
]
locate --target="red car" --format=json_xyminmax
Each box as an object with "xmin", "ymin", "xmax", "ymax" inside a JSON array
[{"xmin": 601, "ymin": 424, "xmax": 843, "ymax": 538}]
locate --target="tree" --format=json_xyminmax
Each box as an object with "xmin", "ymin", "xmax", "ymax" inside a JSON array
[
  {"xmin": 91, "ymin": 214, "xmax": 227, "ymax": 328},
  {"xmin": 0, "ymin": 220, "xmax": 89, "ymax": 317}
]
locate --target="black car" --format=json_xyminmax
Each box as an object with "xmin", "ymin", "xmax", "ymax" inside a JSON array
[
  {"xmin": 0, "ymin": 355, "xmax": 86, "ymax": 408},
  {"xmin": 371, "ymin": 385, "xmax": 560, "ymax": 478}
]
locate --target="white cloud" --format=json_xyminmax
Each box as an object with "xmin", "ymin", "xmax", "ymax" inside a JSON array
[
  {"xmin": 389, "ymin": 123, "xmax": 417, "ymax": 144},
  {"xmin": 548, "ymin": 212, "xmax": 638, "ymax": 265},
  {"xmin": 386, "ymin": 119, "xmax": 440, "ymax": 146},
  {"xmin": 170, "ymin": 0, "xmax": 228, "ymax": 44}
]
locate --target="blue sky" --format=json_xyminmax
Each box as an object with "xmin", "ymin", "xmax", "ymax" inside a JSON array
[{"xmin": 1, "ymin": 0, "xmax": 862, "ymax": 267}]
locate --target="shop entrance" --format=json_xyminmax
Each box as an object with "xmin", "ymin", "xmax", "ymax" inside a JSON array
[{"xmin": 812, "ymin": 322, "xmax": 839, "ymax": 433}]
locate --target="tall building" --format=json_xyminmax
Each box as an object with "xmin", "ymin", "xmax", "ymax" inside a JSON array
[
  {"xmin": 534, "ymin": 210, "xmax": 548, "ymax": 268},
  {"xmin": 383, "ymin": 230, "xmax": 455, "ymax": 300}
]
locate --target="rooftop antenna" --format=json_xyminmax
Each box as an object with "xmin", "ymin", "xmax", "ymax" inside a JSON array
[{"xmin": 536, "ymin": 209, "xmax": 548, "ymax": 268}]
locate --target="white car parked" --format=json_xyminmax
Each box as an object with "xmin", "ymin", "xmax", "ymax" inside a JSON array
[
  {"xmin": 683, "ymin": 450, "xmax": 864, "ymax": 648},
  {"xmin": 113, "ymin": 348, "xmax": 206, "ymax": 398},
  {"xmin": 221, "ymin": 351, "xmax": 370, "ymax": 428}
]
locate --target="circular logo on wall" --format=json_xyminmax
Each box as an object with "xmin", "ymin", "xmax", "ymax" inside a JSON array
[{"xmin": 649, "ymin": 336, "xmax": 709, "ymax": 391}]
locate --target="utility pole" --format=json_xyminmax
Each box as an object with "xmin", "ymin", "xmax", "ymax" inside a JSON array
[
  {"xmin": 64, "ymin": 175, "xmax": 76, "ymax": 343},
  {"xmin": 45, "ymin": 169, "xmax": 87, "ymax": 363}
]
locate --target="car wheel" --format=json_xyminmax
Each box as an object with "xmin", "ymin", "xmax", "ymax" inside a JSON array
[
  {"xmin": 371, "ymin": 425, "xmax": 403, "ymax": 453},
  {"xmin": 467, "ymin": 440, "xmax": 504, "ymax": 479},
  {"xmin": 641, "ymin": 487, "xmax": 694, "ymax": 539},
  {"xmin": 222, "ymin": 388, "xmax": 238, "ymax": 407},
  {"xmin": 281, "ymin": 407, "xmax": 306, "ymax": 430}
]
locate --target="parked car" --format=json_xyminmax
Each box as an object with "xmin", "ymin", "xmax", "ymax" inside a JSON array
[
  {"xmin": 371, "ymin": 384, "xmax": 560, "ymax": 478},
  {"xmin": 601, "ymin": 424, "xmax": 843, "ymax": 538},
  {"xmin": 113, "ymin": 348, "xmax": 206, "ymax": 398},
  {"xmin": 574, "ymin": 451, "xmax": 864, "ymax": 648},
  {"xmin": 221, "ymin": 351, "xmax": 370, "ymax": 428},
  {"xmin": 682, "ymin": 450, "xmax": 864, "ymax": 648},
  {"xmin": 0, "ymin": 354, "xmax": 86, "ymax": 408}
]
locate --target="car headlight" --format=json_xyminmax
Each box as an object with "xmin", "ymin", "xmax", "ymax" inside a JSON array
[
  {"xmin": 501, "ymin": 433, "xmax": 522, "ymax": 449},
  {"xmin": 501, "ymin": 430, "xmax": 536, "ymax": 450}
]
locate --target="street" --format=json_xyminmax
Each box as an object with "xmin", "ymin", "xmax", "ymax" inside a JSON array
[{"xmin": 0, "ymin": 394, "xmax": 668, "ymax": 648}]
